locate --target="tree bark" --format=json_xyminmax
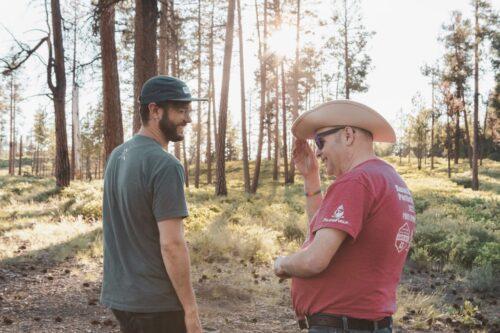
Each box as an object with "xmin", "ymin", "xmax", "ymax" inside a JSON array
[
  {"xmin": 195, "ymin": 0, "xmax": 202, "ymax": 188},
  {"xmin": 158, "ymin": 0, "xmax": 169, "ymax": 75},
  {"xmin": 472, "ymin": 0, "xmax": 480, "ymax": 190},
  {"xmin": 288, "ymin": 0, "xmax": 300, "ymax": 184},
  {"xmin": 273, "ymin": 67, "xmax": 279, "ymax": 181},
  {"xmin": 8, "ymin": 75, "xmax": 14, "ymax": 176},
  {"xmin": 100, "ymin": 0, "xmax": 124, "ymax": 164},
  {"xmin": 215, "ymin": 0, "xmax": 236, "ymax": 196},
  {"xmin": 251, "ymin": 0, "xmax": 267, "ymax": 193},
  {"xmin": 237, "ymin": 0, "xmax": 251, "ymax": 193},
  {"xmin": 281, "ymin": 62, "xmax": 289, "ymax": 182},
  {"xmin": 18, "ymin": 136, "xmax": 23, "ymax": 176},
  {"xmin": 50, "ymin": 0, "xmax": 71, "ymax": 188},
  {"xmin": 206, "ymin": 0, "xmax": 216, "ymax": 184},
  {"xmin": 133, "ymin": 0, "xmax": 158, "ymax": 133},
  {"xmin": 343, "ymin": 0, "xmax": 350, "ymax": 99}
]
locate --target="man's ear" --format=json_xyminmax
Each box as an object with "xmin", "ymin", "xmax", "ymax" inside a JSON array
[
  {"xmin": 148, "ymin": 103, "xmax": 159, "ymax": 121},
  {"xmin": 345, "ymin": 127, "xmax": 356, "ymax": 146}
]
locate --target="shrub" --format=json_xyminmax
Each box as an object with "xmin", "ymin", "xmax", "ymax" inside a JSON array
[{"xmin": 467, "ymin": 264, "xmax": 498, "ymax": 292}]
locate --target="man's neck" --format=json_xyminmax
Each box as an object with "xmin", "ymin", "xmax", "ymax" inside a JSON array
[
  {"xmin": 137, "ymin": 126, "xmax": 169, "ymax": 148},
  {"xmin": 340, "ymin": 148, "xmax": 377, "ymax": 176}
]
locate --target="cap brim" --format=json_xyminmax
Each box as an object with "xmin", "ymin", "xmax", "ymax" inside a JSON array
[{"xmin": 291, "ymin": 100, "xmax": 396, "ymax": 143}]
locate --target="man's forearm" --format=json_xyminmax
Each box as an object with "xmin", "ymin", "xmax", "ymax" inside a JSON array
[
  {"xmin": 304, "ymin": 174, "xmax": 322, "ymax": 221},
  {"xmin": 279, "ymin": 249, "xmax": 319, "ymax": 278},
  {"xmin": 161, "ymin": 242, "xmax": 198, "ymax": 314}
]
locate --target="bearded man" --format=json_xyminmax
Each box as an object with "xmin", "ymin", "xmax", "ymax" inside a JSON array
[
  {"xmin": 101, "ymin": 76, "xmax": 206, "ymax": 333},
  {"xmin": 274, "ymin": 100, "xmax": 415, "ymax": 333}
]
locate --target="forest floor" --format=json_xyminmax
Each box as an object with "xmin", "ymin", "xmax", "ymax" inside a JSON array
[{"xmin": 0, "ymin": 158, "xmax": 498, "ymax": 333}]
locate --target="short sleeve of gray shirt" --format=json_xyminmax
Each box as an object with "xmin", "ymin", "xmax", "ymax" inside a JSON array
[{"xmin": 151, "ymin": 160, "xmax": 188, "ymax": 221}]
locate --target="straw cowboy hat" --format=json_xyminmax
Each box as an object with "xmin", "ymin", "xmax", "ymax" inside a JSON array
[{"xmin": 291, "ymin": 100, "xmax": 396, "ymax": 143}]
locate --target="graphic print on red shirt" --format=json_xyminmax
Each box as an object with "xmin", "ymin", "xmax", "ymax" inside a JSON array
[{"xmin": 291, "ymin": 158, "xmax": 415, "ymax": 320}]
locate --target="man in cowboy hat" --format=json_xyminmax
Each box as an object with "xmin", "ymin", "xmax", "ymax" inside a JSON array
[
  {"xmin": 273, "ymin": 100, "xmax": 415, "ymax": 332},
  {"xmin": 101, "ymin": 76, "xmax": 206, "ymax": 333}
]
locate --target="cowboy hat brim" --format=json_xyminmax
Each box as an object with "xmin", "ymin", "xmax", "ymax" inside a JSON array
[{"xmin": 291, "ymin": 100, "xmax": 396, "ymax": 143}]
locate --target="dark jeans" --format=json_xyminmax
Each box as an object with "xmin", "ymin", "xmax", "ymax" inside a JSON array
[
  {"xmin": 309, "ymin": 326, "xmax": 392, "ymax": 333},
  {"xmin": 112, "ymin": 309, "xmax": 186, "ymax": 333}
]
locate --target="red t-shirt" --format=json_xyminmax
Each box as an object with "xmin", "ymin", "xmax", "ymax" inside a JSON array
[{"xmin": 291, "ymin": 158, "xmax": 415, "ymax": 320}]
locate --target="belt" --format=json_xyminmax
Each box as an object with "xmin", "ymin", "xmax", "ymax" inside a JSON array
[{"xmin": 298, "ymin": 313, "xmax": 392, "ymax": 330}]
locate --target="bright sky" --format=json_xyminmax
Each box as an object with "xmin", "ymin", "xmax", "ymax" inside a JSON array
[{"xmin": 0, "ymin": 0, "xmax": 497, "ymax": 146}]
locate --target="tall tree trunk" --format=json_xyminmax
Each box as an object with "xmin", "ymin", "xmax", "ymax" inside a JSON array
[
  {"xmin": 158, "ymin": 0, "xmax": 169, "ymax": 75},
  {"xmin": 195, "ymin": 0, "xmax": 202, "ymax": 188},
  {"xmin": 71, "ymin": 86, "xmax": 82, "ymax": 179},
  {"xmin": 215, "ymin": 0, "xmax": 236, "ymax": 196},
  {"xmin": 343, "ymin": 0, "xmax": 350, "ymax": 99},
  {"xmin": 430, "ymin": 81, "xmax": 435, "ymax": 170},
  {"xmin": 251, "ymin": 0, "xmax": 267, "ymax": 193},
  {"xmin": 50, "ymin": 0, "xmax": 71, "ymax": 188},
  {"xmin": 70, "ymin": 2, "xmax": 81, "ymax": 180},
  {"xmin": 182, "ymin": 139, "xmax": 189, "ymax": 187},
  {"xmin": 133, "ymin": 0, "xmax": 158, "ymax": 133},
  {"xmin": 447, "ymin": 111, "xmax": 451, "ymax": 178},
  {"xmin": 237, "ymin": 0, "xmax": 250, "ymax": 193},
  {"xmin": 472, "ymin": 0, "xmax": 480, "ymax": 190},
  {"xmin": 281, "ymin": 62, "xmax": 289, "ymax": 182},
  {"xmin": 454, "ymin": 106, "xmax": 460, "ymax": 165},
  {"xmin": 8, "ymin": 75, "xmax": 14, "ymax": 176},
  {"xmin": 288, "ymin": 0, "xmax": 300, "ymax": 184},
  {"xmin": 101, "ymin": 0, "xmax": 124, "ymax": 164},
  {"xmin": 18, "ymin": 136, "xmax": 23, "ymax": 176},
  {"xmin": 461, "ymin": 97, "xmax": 473, "ymax": 168},
  {"xmin": 273, "ymin": 68, "xmax": 279, "ymax": 181},
  {"xmin": 206, "ymin": 0, "xmax": 216, "ymax": 184}
]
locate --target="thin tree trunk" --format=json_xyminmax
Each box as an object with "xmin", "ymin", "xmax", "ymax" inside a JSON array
[
  {"xmin": 461, "ymin": 98, "xmax": 473, "ymax": 168},
  {"xmin": 281, "ymin": 61, "xmax": 289, "ymax": 182},
  {"xmin": 454, "ymin": 106, "xmax": 460, "ymax": 165},
  {"xmin": 447, "ymin": 110, "xmax": 451, "ymax": 178},
  {"xmin": 195, "ymin": 0, "xmax": 202, "ymax": 188},
  {"xmin": 206, "ymin": 0, "xmax": 216, "ymax": 184},
  {"xmin": 8, "ymin": 75, "xmax": 14, "ymax": 175},
  {"xmin": 237, "ymin": 0, "xmax": 250, "ymax": 193},
  {"xmin": 50, "ymin": 0, "xmax": 71, "ymax": 188},
  {"xmin": 133, "ymin": 0, "xmax": 158, "ymax": 133},
  {"xmin": 472, "ymin": 0, "xmax": 480, "ymax": 190},
  {"xmin": 101, "ymin": 0, "xmax": 124, "ymax": 165},
  {"xmin": 273, "ymin": 68, "xmax": 279, "ymax": 181},
  {"xmin": 288, "ymin": 0, "xmax": 300, "ymax": 184},
  {"xmin": 215, "ymin": 0, "xmax": 236, "ymax": 196},
  {"xmin": 18, "ymin": 136, "xmax": 23, "ymax": 176},
  {"xmin": 343, "ymin": 0, "xmax": 349, "ymax": 99},
  {"xmin": 251, "ymin": 0, "xmax": 267, "ymax": 193},
  {"xmin": 182, "ymin": 139, "xmax": 189, "ymax": 187},
  {"xmin": 158, "ymin": 0, "xmax": 169, "ymax": 75},
  {"xmin": 430, "ymin": 81, "xmax": 435, "ymax": 170}
]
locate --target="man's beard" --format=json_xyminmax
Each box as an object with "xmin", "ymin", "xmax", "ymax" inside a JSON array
[{"xmin": 159, "ymin": 112, "xmax": 185, "ymax": 142}]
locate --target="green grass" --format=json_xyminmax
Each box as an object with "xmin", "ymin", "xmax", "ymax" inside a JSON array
[{"xmin": 0, "ymin": 157, "xmax": 498, "ymax": 331}]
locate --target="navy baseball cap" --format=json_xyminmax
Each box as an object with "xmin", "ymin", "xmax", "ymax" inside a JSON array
[{"xmin": 139, "ymin": 75, "xmax": 208, "ymax": 104}]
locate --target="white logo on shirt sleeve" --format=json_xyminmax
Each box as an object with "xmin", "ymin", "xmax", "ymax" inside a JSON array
[
  {"xmin": 322, "ymin": 204, "xmax": 349, "ymax": 224},
  {"xmin": 395, "ymin": 223, "xmax": 412, "ymax": 253}
]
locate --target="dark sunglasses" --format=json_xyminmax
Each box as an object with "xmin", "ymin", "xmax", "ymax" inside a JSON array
[{"xmin": 314, "ymin": 127, "xmax": 346, "ymax": 150}]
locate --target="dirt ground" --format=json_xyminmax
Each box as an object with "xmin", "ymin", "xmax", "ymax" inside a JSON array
[{"xmin": 1, "ymin": 247, "xmax": 498, "ymax": 333}]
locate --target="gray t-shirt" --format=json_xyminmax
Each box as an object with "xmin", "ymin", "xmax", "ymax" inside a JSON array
[{"xmin": 100, "ymin": 134, "xmax": 188, "ymax": 312}]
